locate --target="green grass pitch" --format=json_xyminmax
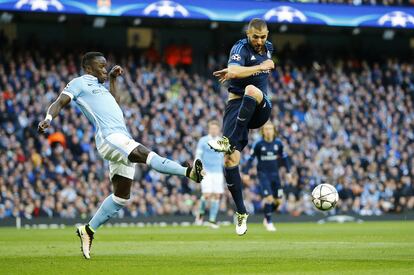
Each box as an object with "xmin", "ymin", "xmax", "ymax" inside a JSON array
[{"xmin": 0, "ymin": 221, "xmax": 413, "ymax": 274}]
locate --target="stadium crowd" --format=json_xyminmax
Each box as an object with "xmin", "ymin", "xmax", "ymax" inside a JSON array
[{"xmin": 0, "ymin": 38, "xmax": 414, "ymax": 220}]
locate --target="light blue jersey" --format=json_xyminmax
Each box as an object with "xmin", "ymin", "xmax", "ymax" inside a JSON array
[
  {"xmin": 62, "ymin": 74, "xmax": 131, "ymax": 146},
  {"xmin": 196, "ymin": 135, "xmax": 224, "ymax": 173}
]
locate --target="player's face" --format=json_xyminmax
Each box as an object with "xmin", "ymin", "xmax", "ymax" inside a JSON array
[
  {"xmin": 209, "ymin": 124, "xmax": 220, "ymax": 137},
  {"xmin": 247, "ymin": 27, "xmax": 268, "ymax": 53},
  {"xmin": 263, "ymin": 124, "xmax": 275, "ymax": 141},
  {"xmin": 90, "ymin": 56, "xmax": 108, "ymax": 83}
]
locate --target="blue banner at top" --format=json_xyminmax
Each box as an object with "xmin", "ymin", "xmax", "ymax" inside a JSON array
[{"xmin": 0, "ymin": 0, "xmax": 414, "ymax": 28}]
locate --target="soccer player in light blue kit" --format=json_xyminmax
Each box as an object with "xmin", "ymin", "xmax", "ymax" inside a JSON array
[
  {"xmin": 37, "ymin": 52, "xmax": 204, "ymax": 260},
  {"xmin": 195, "ymin": 120, "xmax": 224, "ymax": 229}
]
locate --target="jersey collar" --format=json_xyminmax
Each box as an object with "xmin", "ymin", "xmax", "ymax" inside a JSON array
[{"xmin": 83, "ymin": 74, "xmax": 99, "ymax": 83}]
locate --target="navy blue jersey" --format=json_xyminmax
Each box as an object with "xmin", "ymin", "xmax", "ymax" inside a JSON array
[
  {"xmin": 248, "ymin": 138, "xmax": 290, "ymax": 174},
  {"xmin": 227, "ymin": 38, "xmax": 273, "ymax": 96}
]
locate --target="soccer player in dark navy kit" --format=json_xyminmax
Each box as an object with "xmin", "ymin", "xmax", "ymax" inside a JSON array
[
  {"xmin": 208, "ymin": 18, "xmax": 274, "ymax": 235},
  {"xmin": 247, "ymin": 121, "xmax": 291, "ymax": 232}
]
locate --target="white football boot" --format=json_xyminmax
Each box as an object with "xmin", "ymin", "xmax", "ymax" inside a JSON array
[
  {"xmin": 76, "ymin": 225, "xmax": 94, "ymax": 259},
  {"xmin": 208, "ymin": 136, "xmax": 235, "ymax": 154},
  {"xmin": 235, "ymin": 212, "xmax": 248, "ymax": 236}
]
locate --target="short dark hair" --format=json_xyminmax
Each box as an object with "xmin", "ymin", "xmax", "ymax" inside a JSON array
[
  {"xmin": 248, "ymin": 18, "xmax": 267, "ymax": 31},
  {"xmin": 81, "ymin": 52, "xmax": 104, "ymax": 69}
]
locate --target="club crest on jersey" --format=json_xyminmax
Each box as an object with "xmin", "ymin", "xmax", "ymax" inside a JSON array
[
  {"xmin": 92, "ymin": 89, "xmax": 104, "ymax": 94},
  {"xmin": 231, "ymin": 54, "xmax": 241, "ymax": 61},
  {"xmin": 274, "ymin": 145, "xmax": 279, "ymax": 151}
]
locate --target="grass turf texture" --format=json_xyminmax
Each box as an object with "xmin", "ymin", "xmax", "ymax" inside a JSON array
[{"xmin": 0, "ymin": 221, "xmax": 413, "ymax": 274}]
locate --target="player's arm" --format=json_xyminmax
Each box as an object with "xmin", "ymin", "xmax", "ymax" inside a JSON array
[
  {"xmin": 109, "ymin": 65, "xmax": 124, "ymax": 103},
  {"xmin": 277, "ymin": 142, "xmax": 292, "ymax": 183},
  {"xmin": 214, "ymin": 44, "xmax": 275, "ymax": 82},
  {"xmin": 243, "ymin": 142, "xmax": 259, "ymax": 173},
  {"xmin": 227, "ymin": 60, "xmax": 274, "ymax": 79},
  {"xmin": 37, "ymin": 93, "xmax": 71, "ymax": 133}
]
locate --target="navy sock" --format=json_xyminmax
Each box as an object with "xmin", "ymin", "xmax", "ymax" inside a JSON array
[
  {"xmin": 264, "ymin": 203, "xmax": 274, "ymax": 223},
  {"xmin": 224, "ymin": 166, "xmax": 247, "ymax": 214},
  {"xmin": 229, "ymin": 95, "xmax": 257, "ymax": 146}
]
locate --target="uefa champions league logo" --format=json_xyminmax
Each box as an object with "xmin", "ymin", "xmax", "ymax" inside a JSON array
[
  {"xmin": 264, "ymin": 6, "xmax": 306, "ymax": 23},
  {"xmin": 143, "ymin": 1, "xmax": 189, "ymax": 18},
  {"xmin": 378, "ymin": 11, "xmax": 414, "ymax": 27},
  {"xmin": 15, "ymin": 0, "xmax": 64, "ymax": 11}
]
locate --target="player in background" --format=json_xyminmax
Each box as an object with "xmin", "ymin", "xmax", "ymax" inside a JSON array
[
  {"xmin": 37, "ymin": 52, "xmax": 204, "ymax": 259},
  {"xmin": 194, "ymin": 120, "xmax": 225, "ymax": 229},
  {"xmin": 208, "ymin": 18, "xmax": 274, "ymax": 235},
  {"xmin": 245, "ymin": 121, "xmax": 291, "ymax": 231}
]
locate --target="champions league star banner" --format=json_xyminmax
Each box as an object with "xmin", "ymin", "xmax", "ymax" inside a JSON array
[{"xmin": 0, "ymin": 0, "xmax": 414, "ymax": 29}]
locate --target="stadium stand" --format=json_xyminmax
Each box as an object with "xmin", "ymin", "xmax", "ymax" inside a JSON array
[{"xmin": 0, "ymin": 33, "xmax": 413, "ymax": 220}]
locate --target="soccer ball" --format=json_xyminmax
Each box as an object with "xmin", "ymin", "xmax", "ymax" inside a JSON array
[{"xmin": 311, "ymin": 183, "xmax": 339, "ymax": 211}]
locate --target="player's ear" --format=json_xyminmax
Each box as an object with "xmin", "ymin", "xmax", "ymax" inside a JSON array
[{"xmin": 246, "ymin": 28, "xmax": 251, "ymax": 36}]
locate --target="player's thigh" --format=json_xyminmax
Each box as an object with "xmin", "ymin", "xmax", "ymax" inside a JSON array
[
  {"xmin": 201, "ymin": 173, "xmax": 225, "ymax": 194},
  {"xmin": 97, "ymin": 133, "xmax": 140, "ymax": 165},
  {"xmin": 248, "ymin": 96, "xmax": 272, "ymax": 129},
  {"xmin": 258, "ymin": 172, "xmax": 273, "ymax": 197}
]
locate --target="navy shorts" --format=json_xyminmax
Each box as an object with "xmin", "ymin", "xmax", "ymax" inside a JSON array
[
  {"xmin": 222, "ymin": 96, "xmax": 272, "ymax": 151},
  {"xmin": 258, "ymin": 172, "xmax": 283, "ymax": 199}
]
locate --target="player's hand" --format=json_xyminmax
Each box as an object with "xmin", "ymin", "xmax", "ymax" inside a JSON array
[
  {"xmin": 213, "ymin": 68, "xmax": 236, "ymax": 83},
  {"xmin": 259, "ymin": 59, "xmax": 275, "ymax": 71},
  {"xmin": 109, "ymin": 65, "xmax": 124, "ymax": 79},
  {"xmin": 38, "ymin": 120, "xmax": 51, "ymax": 134}
]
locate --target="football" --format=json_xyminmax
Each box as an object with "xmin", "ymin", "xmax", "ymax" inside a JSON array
[{"xmin": 311, "ymin": 183, "xmax": 339, "ymax": 211}]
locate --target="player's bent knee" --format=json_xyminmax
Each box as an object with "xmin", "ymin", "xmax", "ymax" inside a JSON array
[
  {"xmin": 245, "ymin": 85, "xmax": 263, "ymax": 102},
  {"xmin": 128, "ymin": 144, "xmax": 150, "ymax": 164}
]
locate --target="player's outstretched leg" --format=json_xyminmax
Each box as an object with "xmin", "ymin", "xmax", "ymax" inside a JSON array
[{"xmin": 129, "ymin": 146, "xmax": 204, "ymax": 183}]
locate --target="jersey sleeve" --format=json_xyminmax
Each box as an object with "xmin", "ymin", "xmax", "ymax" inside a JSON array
[
  {"xmin": 244, "ymin": 140, "xmax": 259, "ymax": 172},
  {"xmin": 277, "ymin": 140, "xmax": 291, "ymax": 172},
  {"xmin": 265, "ymin": 41, "xmax": 274, "ymax": 59},
  {"xmin": 62, "ymin": 78, "xmax": 82, "ymax": 100},
  {"xmin": 228, "ymin": 44, "xmax": 248, "ymax": 67}
]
